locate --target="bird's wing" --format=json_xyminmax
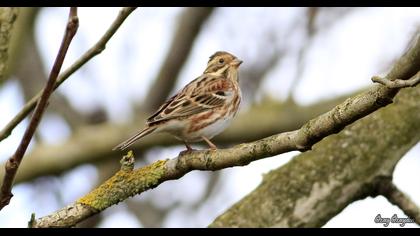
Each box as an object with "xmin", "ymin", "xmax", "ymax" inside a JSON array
[{"xmin": 146, "ymin": 75, "xmax": 234, "ymax": 124}]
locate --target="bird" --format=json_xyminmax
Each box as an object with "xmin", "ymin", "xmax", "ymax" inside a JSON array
[{"xmin": 113, "ymin": 51, "xmax": 243, "ymax": 152}]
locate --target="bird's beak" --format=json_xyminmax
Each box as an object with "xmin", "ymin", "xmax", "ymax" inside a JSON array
[{"xmin": 231, "ymin": 58, "xmax": 243, "ymax": 67}]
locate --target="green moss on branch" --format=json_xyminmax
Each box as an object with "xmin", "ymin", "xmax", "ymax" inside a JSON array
[{"xmin": 77, "ymin": 159, "xmax": 167, "ymax": 211}]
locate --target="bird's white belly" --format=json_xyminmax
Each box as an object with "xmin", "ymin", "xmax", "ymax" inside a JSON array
[
  {"xmin": 162, "ymin": 112, "xmax": 235, "ymax": 142},
  {"xmin": 190, "ymin": 112, "xmax": 234, "ymax": 141}
]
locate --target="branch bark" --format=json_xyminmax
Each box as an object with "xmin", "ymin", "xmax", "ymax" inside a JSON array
[
  {"xmin": 372, "ymin": 73, "xmax": 420, "ymax": 88},
  {"xmin": 0, "ymin": 7, "xmax": 79, "ymax": 210},
  {"xmin": 31, "ymin": 34, "xmax": 419, "ymax": 226},
  {"xmin": 0, "ymin": 7, "xmax": 137, "ymax": 142},
  {"xmin": 142, "ymin": 7, "xmax": 214, "ymax": 112}
]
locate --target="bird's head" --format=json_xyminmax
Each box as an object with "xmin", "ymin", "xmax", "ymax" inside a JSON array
[{"xmin": 204, "ymin": 51, "xmax": 242, "ymax": 75}]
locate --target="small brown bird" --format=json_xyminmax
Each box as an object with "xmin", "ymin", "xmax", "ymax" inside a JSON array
[{"xmin": 113, "ymin": 51, "xmax": 243, "ymax": 151}]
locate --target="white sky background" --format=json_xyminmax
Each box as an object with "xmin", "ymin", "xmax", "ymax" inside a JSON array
[{"xmin": 0, "ymin": 7, "xmax": 419, "ymax": 228}]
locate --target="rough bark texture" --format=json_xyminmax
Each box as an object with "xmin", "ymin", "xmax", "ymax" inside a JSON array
[
  {"xmin": 0, "ymin": 7, "xmax": 19, "ymax": 82},
  {"xmin": 209, "ymin": 84, "xmax": 420, "ymax": 228},
  {"xmin": 30, "ymin": 203, "xmax": 95, "ymax": 228}
]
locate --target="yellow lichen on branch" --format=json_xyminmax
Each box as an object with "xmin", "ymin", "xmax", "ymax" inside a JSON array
[{"xmin": 77, "ymin": 157, "xmax": 167, "ymax": 211}]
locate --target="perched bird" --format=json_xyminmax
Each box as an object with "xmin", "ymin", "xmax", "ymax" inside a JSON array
[{"xmin": 113, "ymin": 51, "xmax": 243, "ymax": 152}]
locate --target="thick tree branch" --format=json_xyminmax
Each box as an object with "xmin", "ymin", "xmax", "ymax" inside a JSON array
[
  {"xmin": 209, "ymin": 34, "xmax": 420, "ymax": 227},
  {"xmin": 210, "ymin": 84, "xmax": 420, "ymax": 227},
  {"xmin": 0, "ymin": 7, "xmax": 19, "ymax": 83},
  {"xmin": 32, "ymin": 34, "xmax": 419, "ymax": 226},
  {"xmin": 374, "ymin": 178, "xmax": 420, "ymax": 225},
  {"xmin": 142, "ymin": 7, "xmax": 214, "ymax": 112},
  {"xmin": 0, "ymin": 8, "xmax": 79, "ymax": 210},
  {"xmin": 0, "ymin": 7, "xmax": 137, "ymax": 142}
]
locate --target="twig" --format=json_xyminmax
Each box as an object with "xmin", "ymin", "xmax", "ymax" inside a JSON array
[
  {"xmin": 0, "ymin": 7, "xmax": 137, "ymax": 142},
  {"xmin": 0, "ymin": 7, "xmax": 79, "ymax": 211},
  {"xmin": 376, "ymin": 178, "xmax": 420, "ymax": 225},
  {"xmin": 372, "ymin": 71, "xmax": 420, "ymax": 89},
  {"xmin": 28, "ymin": 213, "xmax": 36, "ymax": 228}
]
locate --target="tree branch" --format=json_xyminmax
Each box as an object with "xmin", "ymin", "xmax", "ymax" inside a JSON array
[
  {"xmin": 0, "ymin": 7, "xmax": 79, "ymax": 210},
  {"xmin": 372, "ymin": 72, "xmax": 420, "ymax": 89},
  {"xmin": 374, "ymin": 178, "xmax": 420, "ymax": 225},
  {"xmin": 209, "ymin": 33, "xmax": 420, "ymax": 227},
  {"xmin": 0, "ymin": 7, "xmax": 137, "ymax": 142},
  {"xmin": 31, "ymin": 34, "xmax": 420, "ymax": 226},
  {"xmin": 210, "ymin": 82, "xmax": 420, "ymax": 227}
]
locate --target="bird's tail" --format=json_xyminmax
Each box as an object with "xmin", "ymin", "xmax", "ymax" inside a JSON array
[{"xmin": 112, "ymin": 126, "xmax": 157, "ymax": 151}]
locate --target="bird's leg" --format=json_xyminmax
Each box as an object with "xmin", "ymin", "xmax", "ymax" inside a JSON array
[
  {"xmin": 180, "ymin": 141, "xmax": 195, "ymax": 156},
  {"xmin": 201, "ymin": 136, "xmax": 217, "ymax": 150},
  {"xmin": 184, "ymin": 141, "xmax": 193, "ymax": 151}
]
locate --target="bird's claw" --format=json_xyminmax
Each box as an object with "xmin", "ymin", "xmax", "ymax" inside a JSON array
[{"xmin": 179, "ymin": 148, "xmax": 196, "ymax": 156}]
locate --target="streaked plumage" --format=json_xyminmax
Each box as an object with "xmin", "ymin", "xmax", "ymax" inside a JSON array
[{"xmin": 113, "ymin": 51, "xmax": 242, "ymax": 151}]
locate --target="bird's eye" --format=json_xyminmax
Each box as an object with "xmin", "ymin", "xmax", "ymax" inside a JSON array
[{"xmin": 218, "ymin": 58, "xmax": 224, "ymax": 64}]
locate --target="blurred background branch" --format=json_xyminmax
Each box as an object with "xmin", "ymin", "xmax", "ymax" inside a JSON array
[
  {"xmin": 12, "ymin": 8, "xmax": 86, "ymax": 132},
  {"xmin": 0, "ymin": 7, "xmax": 137, "ymax": 142},
  {"xmin": 286, "ymin": 7, "xmax": 318, "ymax": 101},
  {"xmin": 373, "ymin": 177, "xmax": 420, "ymax": 225},
  {"xmin": 141, "ymin": 7, "xmax": 214, "ymax": 113},
  {"xmin": 0, "ymin": 7, "xmax": 19, "ymax": 83}
]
